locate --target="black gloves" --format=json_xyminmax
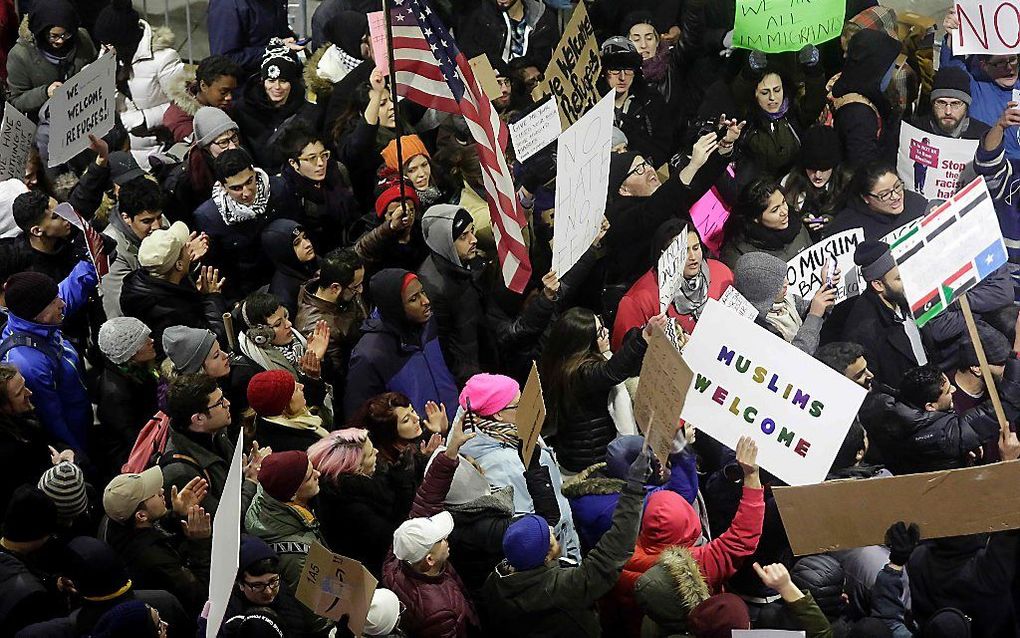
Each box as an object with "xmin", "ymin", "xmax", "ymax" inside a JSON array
[
  {"xmin": 885, "ymin": 521, "xmax": 921, "ymax": 566},
  {"xmin": 626, "ymin": 445, "xmax": 654, "ymax": 484}
]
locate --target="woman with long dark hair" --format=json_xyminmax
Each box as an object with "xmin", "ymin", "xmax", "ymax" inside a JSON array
[
  {"xmin": 721, "ymin": 176, "xmax": 813, "ymax": 268},
  {"xmin": 781, "ymin": 125, "xmax": 852, "ymax": 240}
]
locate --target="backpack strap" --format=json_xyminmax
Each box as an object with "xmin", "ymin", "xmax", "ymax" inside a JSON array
[
  {"xmin": 160, "ymin": 451, "xmax": 213, "ymax": 486},
  {"xmin": 0, "ymin": 332, "xmax": 62, "ymax": 369}
]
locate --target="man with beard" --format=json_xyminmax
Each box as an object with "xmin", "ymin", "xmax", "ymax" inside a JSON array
[
  {"xmin": 841, "ymin": 241, "xmax": 933, "ymax": 390},
  {"xmin": 911, "ymin": 67, "xmax": 990, "ymax": 140}
]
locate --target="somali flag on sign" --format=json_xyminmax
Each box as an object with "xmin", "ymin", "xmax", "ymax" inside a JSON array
[{"xmin": 975, "ymin": 238, "xmax": 1008, "ymax": 280}]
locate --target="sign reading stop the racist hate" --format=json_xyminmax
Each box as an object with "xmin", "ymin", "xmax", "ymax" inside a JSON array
[
  {"xmin": 897, "ymin": 122, "xmax": 979, "ymax": 201},
  {"xmin": 680, "ymin": 300, "xmax": 867, "ymax": 486}
]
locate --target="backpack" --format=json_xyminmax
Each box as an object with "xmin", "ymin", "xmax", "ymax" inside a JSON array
[
  {"xmin": 121, "ymin": 410, "xmax": 213, "ymax": 484},
  {"xmin": 0, "ymin": 332, "xmax": 63, "ymax": 369}
]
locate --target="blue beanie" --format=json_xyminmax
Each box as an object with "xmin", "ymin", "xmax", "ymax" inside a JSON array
[
  {"xmin": 239, "ymin": 534, "xmax": 277, "ymax": 577},
  {"xmin": 503, "ymin": 514, "xmax": 551, "ymax": 571},
  {"xmin": 606, "ymin": 435, "xmax": 644, "ymax": 479},
  {"xmin": 91, "ymin": 600, "xmax": 154, "ymax": 638}
]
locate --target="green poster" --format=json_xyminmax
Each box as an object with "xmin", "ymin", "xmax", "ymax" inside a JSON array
[{"xmin": 732, "ymin": 0, "xmax": 846, "ymax": 53}]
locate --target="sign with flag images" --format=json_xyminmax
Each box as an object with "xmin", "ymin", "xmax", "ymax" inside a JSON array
[{"xmin": 889, "ymin": 177, "xmax": 1006, "ymax": 327}]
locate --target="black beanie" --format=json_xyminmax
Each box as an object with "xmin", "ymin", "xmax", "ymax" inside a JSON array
[
  {"xmin": 4, "ymin": 271, "xmax": 59, "ymax": 321},
  {"xmin": 28, "ymin": 0, "xmax": 80, "ymax": 41},
  {"xmin": 93, "ymin": 0, "xmax": 142, "ymax": 53},
  {"xmin": 799, "ymin": 126, "xmax": 842, "ymax": 171},
  {"xmin": 261, "ymin": 40, "xmax": 302, "ymax": 84},
  {"xmin": 853, "ymin": 240, "xmax": 895, "ymax": 282},
  {"xmin": 63, "ymin": 536, "xmax": 132, "ymax": 600},
  {"xmin": 609, "ymin": 151, "xmax": 640, "ymax": 195},
  {"xmin": 959, "ymin": 323, "xmax": 1011, "ymax": 368},
  {"xmin": 2, "ymin": 486, "xmax": 57, "ymax": 542},
  {"xmin": 451, "ymin": 208, "xmax": 473, "ymax": 241},
  {"xmin": 931, "ymin": 66, "xmax": 972, "ymax": 106}
]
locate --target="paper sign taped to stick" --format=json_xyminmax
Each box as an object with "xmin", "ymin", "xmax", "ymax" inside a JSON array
[
  {"xmin": 680, "ymin": 300, "xmax": 866, "ymax": 486},
  {"xmin": 517, "ymin": 362, "xmax": 546, "ymax": 467},
  {"xmin": 510, "ymin": 99, "xmax": 561, "ymax": 163},
  {"xmin": 775, "ymin": 460, "xmax": 1020, "ymax": 555},
  {"xmin": 48, "ymin": 52, "xmax": 116, "ymax": 167},
  {"xmin": 205, "ymin": 435, "xmax": 244, "ymax": 637},
  {"xmin": 889, "ymin": 177, "xmax": 1007, "ymax": 327},
  {"xmin": 539, "ymin": 2, "xmax": 601, "ymax": 128},
  {"xmin": 297, "ymin": 542, "xmax": 377, "ymax": 633},
  {"xmin": 634, "ymin": 326, "xmax": 694, "ymax": 466},
  {"xmin": 733, "ymin": 0, "xmax": 846, "ymax": 53},
  {"xmin": 367, "ymin": 11, "xmax": 389, "ymax": 75},
  {"xmin": 552, "ymin": 91, "xmax": 613, "ymax": 275},
  {"xmin": 719, "ymin": 286, "xmax": 760, "ymax": 321},
  {"xmin": 658, "ymin": 225, "xmax": 689, "ymax": 314},
  {"xmin": 897, "ymin": 122, "xmax": 979, "ymax": 201},
  {"xmin": 954, "ymin": 0, "xmax": 1020, "ymax": 54},
  {"xmin": 468, "ymin": 55, "xmax": 503, "ymax": 101},
  {"xmin": 690, "ymin": 184, "xmax": 732, "ymax": 255},
  {"xmin": 786, "ymin": 228, "xmax": 864, "ymax": 303},
  {"xmin": 0, "ymin": 104, "xmax": 36, "ymax": 182}
]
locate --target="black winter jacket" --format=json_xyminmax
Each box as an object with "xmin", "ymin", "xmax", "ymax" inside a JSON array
[
  {"xmin": 233, "ymin": 80, "xmax": 320, "ymax": 172},
  {"xmin": 119, "ymin": 270, "xmax": 228, "ymax": 356},
  {"xmin": 95, "ymin": 363, "xmax": 160, "ymax": 477},
  {"xmin": 840, "ymin": 289, "xmax": 934, "ymax": 391},
  {"xmin": 456, "ymin": 0, "xmax": 557, "ymax": 69}
]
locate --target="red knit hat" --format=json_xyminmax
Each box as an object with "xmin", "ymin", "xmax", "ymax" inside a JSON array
[
  {"xmin": 257, "ymin": 450, "xmax": 308, "ymax": 502},
  {"xmin": 247, "ymin": 370, "xmax": 295, "ymax": 417},
  {"xmin": 374, "ymin": 181, "xmax": 420, "ymax": 218},
  {"xmin": 687, "ymin": 593, "xmax": 751, "ymax": 638}
]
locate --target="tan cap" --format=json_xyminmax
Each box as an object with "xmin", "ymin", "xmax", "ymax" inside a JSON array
[
  {"xmin": 103, "ymin": 466, "xmax": 164, "ymax": 524},
  {"xmin": 138, "ymin": 221, "xmax": 190, "ymax": 275}
]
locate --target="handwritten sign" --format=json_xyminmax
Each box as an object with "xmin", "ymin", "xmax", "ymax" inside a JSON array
[
  {"xmin": 897, "ymin": 122, "xmax": 979, "ymax": 201},
  {"xmin": 955, "ymin": 0, "xmax": 1020, "ymax": 54},
  {"xmin": 719, "ymin": 285, "xmax": 760, "ymax": 321},
  {"xmin": 367, "ymin": 11, "xmax": 389, "ymax": 74},
  {"xmin": 786, "ymin": 228, "xmax": 865, "ymax": 303},
  {"xmin": 205, "ymin": 438, "xmax": 244, "ymax": 637},
  {"xmin": 634, "ymin": 326, "xmax": 694, "ymax": 466},
  {"xmin": 733, "ymin": 0, "xmax": 846, "ymax": 53},
  {"xmin": 658, "ymin": 225, "xmax": 689, "ymax": 314},
  {"xmin": 517, "ymin": 362, "xmax": 546, "ymax": 467},
  {"xmin": 510, "ymin": 99, "xmax": 561, "ymax": 162},
  {"xmin": 0, "ymin": 104, "xmax": 36, "ymax": 181},
  {"xmin": 552, "ymin": 91, "xmax": 613, "ymax": 275},
  {"xmin": 537, "ymin": 3, "xmax": 601, "ymax": 128},
  {"xmin": 297, "ymin": 542, "xmax": 377, "ymax": 634},
  {"xmin": 680, "ymin": 300, "xmax": 866, "ymax": 486},
  {"xmin": 48, "ymin": 53, "xmax": 116, "ymax": 167},
  {"xmin": 690, "ymin": 184, "xmax": 732, "ymax": 255}
]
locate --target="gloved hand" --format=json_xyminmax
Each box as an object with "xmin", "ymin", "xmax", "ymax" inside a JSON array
[
  {"xmin": 626, "ymin": 445, "xmax": 654, "ymax": 484},
  {"xmin": 885, "ymin": 521, "xmax": 921, "ymax": 566},
  {"xmin": 798, "ymin": 43, "xmax": 820, "ymax": 67},
  {"xmin": 748, "ymin": 49, "xmax": 768, "ymax": 72}
]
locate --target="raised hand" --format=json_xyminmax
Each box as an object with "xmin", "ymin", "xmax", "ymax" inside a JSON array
[
  {"xmin": 420, "ymin": 432, "xmax": 443, "ymax": 456},
  {"xmin": 182, "ymin": 505, "xmax": 212, "ymax": 540},
  {"xmin": 307, "ymin": 320, "xmax": 330, "ymax": 360},
  {"xmin": 445, "ymin": 414, "xmax": 476, "ymax": 459},
  {"xmin": 424, "ymin": 401, "xmax": 449, "ymax": 434},
  {"xmin": 735, "ymin": 436, "xmax": 761, "ymax": 488},
  {"xmin": 171, "ymin": 476, "xmax": 209, "ymax": 516},
  {"xmin": 244, "ymin": 441, "xmax": 272, "ymax": 482},
  {"xmin": 196, "ymin": 266, "xmax": 225, "ymax": 294},
  {"xmin": 299, "ymin": 350, "xmax": 321, "ymax": 379}
]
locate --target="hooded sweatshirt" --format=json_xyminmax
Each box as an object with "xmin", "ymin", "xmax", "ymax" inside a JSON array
[{"xmin": 261, "ymin": 219, "xmax": 319, "ymax": 316}]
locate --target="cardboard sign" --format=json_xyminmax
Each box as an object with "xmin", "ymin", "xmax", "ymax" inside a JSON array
[
  {"xmin": 719, "ymin": 285, "xmax": 760, "ymax": 321},
  {"xmin": 955, "ymin": 0, "xmax": 1020, "ymax": 54},
  {"xmin": 690, "ymin": 183, "xmax": 732, "ymax": 255},
  {"xmin": 657, "ymin": 225, "xmax": 689, "ymax": 314},
  {"xmin": 775, "ymin": 460, "xmax": 1020, "ymax": 555},
  {"xmin": 634, "ymin": 326, "xmax": 694, "ymax": 466},
  {"xmin": 517, "ymin": 361, "xmax": 546, "ymax": 467},
  {"xmin": 897, "ymin": 122, "xmax": 979, "ymax": 201},
  {"xmin": 48, "ymin": 52, "xmax": 116, "ymax": 167},
  {"xmin": 297, "ymin": 542, "xmax": 378, "ymax": 633},
  {"xmin": 468, "ymin": 55, "xmax": 503, "ymax": 101},
  {"xmin": 680, "ymin": 300, "xmax": 866, "ymax": 486},
  {"xmin": 732, "ymin": 0, "xmax": 846, "ymax": 53},
  {"xmin": 539, "ymin": 2, "xmax": 601, "ymax": 129},
  {"xmin": 509, "ymin": 99, "xmax": 561, "ymax": 163},
  {"xmin": 205, "ymin": 439, "xmax": 244, "ymax": 637},
  {"xmin": 890, "ymin": 177, "xmax": 1007, "ymax": 327},
  {"xmin": 367, "ymin": 11, "xmax": 389, "ymax": 74},
  {"xmin": 785, "ymin": 228, "xmax": 865, "ymax": 304},
  {"xmin": 552, "ymin": 91, "xmax": 613, "ymax": 275},
  {"xmin": 0, "ymin": 104, "xmax": 36, "ymax": 181}
]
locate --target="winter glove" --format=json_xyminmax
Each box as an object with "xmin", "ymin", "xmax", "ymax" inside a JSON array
[
  {"xmin": 798, "ymin": 44, "xmax": 820, "ymax": 67},
  {"xmin": 885, "ymin": 521, "xmax": 921, "ymax": 566},
  {"xmin": 748, "ymin": 49, "xmax": 768, "ymax": 72},
  {"xmin": 626, "ymin": 444, "xmax": 654, "ymax": 484}
]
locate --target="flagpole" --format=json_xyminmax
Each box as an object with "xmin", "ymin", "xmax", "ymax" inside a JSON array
[{"xmin": 382, "ymin": 0, "xmax": 408, "ymax": 208}]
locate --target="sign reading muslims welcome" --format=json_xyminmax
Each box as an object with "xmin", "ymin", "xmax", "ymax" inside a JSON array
[
  {"xmin": 732, "ymin": 0, "xmax": 846, "ymax": 53},
  {"xmin": 680, "ymin": 300, "xmax": 866, "ymax": 486}
]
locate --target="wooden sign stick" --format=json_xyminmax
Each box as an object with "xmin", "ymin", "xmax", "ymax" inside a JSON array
[{"xmin": 959, "ymin": 294, "xmax": 1010, "ymax": 435}]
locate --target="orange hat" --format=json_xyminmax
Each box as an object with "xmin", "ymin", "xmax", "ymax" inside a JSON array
[{"xmin": 380, "ymin": 135, "xmax": 430, "ymax": 171}]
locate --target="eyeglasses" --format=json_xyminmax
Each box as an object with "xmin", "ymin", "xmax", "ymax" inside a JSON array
[
  {"xmin": 242, "ymin": 575, "xmax": 281, "ymax": 592},
  {"xmin": 987, "ymin": 55, "xmax": 1019, "ymax": 70},
  {"xmin": 606, "ymin": 69, "xmax": 635, "ymax": 78},
  {"xmin": 206, "ymin": 395, "xmax": 229, "ymax": 411},
  {"xmin": 933, "ymin": 98, "xmax": 966, "ymax": 112},
  {"xmin": 48, "ymin": 31, "xmax": 72, "ymax": 43},
  {"xmin": 867, "ymin": 181, "xmax": 904, "ymax": 202},
  {"xmin": 298, "ymin": 150, "xmax": 331, "ymax": 164},
  {"xmin": 626, "ymin": 160, "xmax": 650, "ymax": 179},
  {"xmin": 211, "ymin": 132, "xmax": 240, "ymax": 150}
]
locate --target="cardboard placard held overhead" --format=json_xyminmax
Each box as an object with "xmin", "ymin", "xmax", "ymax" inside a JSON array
[
  {"xmin": 468, "ymin": 55, "xmax": 503, "ymax": 101},
  {"xmin": 0, "ymin": 103, "xmax": 36, "ymax": 182},
  {"xmin": 517, "ymin": 362, "xmax": 546, "ymax": 467},
  {"xmin": 732, "ymin": 0, "xmax": 845, "ymax": 53},
  {"xmin": 775, "ymin": 461, "xmax": 1020, "ymax": 555},
  {"xmin": 367, "ymin": 11, "xmax": 389, "ymax": 75},
  {"xmin": 297, "ymin": 542, "xmax": 377, "ymax": 634},
  {"xmin": 538, "ymin": 2, "xmax": 601, "ymax": 128},
  {"xmin": 634, "ymin": 326, "xmax": 694, "ymax": 466},
  {"xmin": 48, "ymin": 52, "xmax": 116, "ymax": 167}
]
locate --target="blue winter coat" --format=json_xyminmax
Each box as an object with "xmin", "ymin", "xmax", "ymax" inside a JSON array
[
  {"xmin": 973, "ymin": 137, "xmax": 1020, "ymax": 299},
  {"xmin": 208, "ymin": 0, "xmax": 293, "ymax": 73},
  {"xmin": 1, "ymin": 261, "xmax": 97, "ymax": 452},
  {"xmin": 940, "ymin": 37, "xmax": 1017, "ymax": 158}
]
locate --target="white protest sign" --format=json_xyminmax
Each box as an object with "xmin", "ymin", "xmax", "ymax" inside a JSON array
[
  {"xmin": 205, "ymin": 439, "xmax": 243, "ymax": 637},
  {"xmin": 680, "ymin": 300, "xmax": 867, "ymax": 486},
  {"xmin": 48, "ymin": 52, "xmax": 116, "ymax": 168},
  {"xmin": 890, "ymin": 177, "xmax": 1007, "ymax": 327},
  {"xmin": 954, "ymin": 0, "xmax": 1020, "ymax": 54},
  {"xmin": 897, "ymin": 122, "xmax": 979, "ymax": 201},
  {"xmin": 0, "ymin": 104, "xmax": 36, "ymax": 182},
  {"xmin": 510, "ymin": 99, "xmax": 561, "ymax": 163},
  {"xmin": 657, "ymin": 225, "xmax": 688, "ymax": 314},
  {"xmin": 552, "ymin": 91, "xmax": 613, "ymax": 275},
  {"xmin": 719, "ymin": 285, "xmax": 760, "ymax": 321},
  {"xmin": 786, "ymin": 228, "xmax": 865, "ymax": 303}
]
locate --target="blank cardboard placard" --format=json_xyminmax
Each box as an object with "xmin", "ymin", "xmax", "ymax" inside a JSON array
[
  {"xmin": 774, "ymin": 461, "xmax": 1020, "ymax": 556},
  {"xmin": 297, "ymin": 542, "xmax": 378, "ymax": 633},
  {"xmin": 517, "ymin": 361, "xmax": 546, "ymax": 467},
  {"xmin": 634, "ymin": 326, "xmax": 693, "ymax": 465},
  {"xmin": 205, "ymin": 436, "xmax": 244, "ymax": 637},
  {"xmin": 468, "ymin": 55, "xmax": 502, "ymax": 101}
]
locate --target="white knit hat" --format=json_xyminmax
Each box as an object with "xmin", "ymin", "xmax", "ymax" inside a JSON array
[{"xmin": 98, "ymin": 317, "xmax": 151, "ymax": 364}]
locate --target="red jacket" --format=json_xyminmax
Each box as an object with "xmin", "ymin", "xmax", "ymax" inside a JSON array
[
  {"xmin": 608, "ymin": 486, "xmax": 764, "ymax": 634},
  {"xmin": 382, "ymin": 453, "xmax": 479, "ymax": 638},
  {"xmin": 611, "ymin": 259, "xmax": 733, "ymax": 351}
]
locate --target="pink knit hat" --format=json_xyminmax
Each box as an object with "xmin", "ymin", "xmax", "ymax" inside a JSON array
[{"xmin": 458, "ymin": 373, "xmax": 520, "ymax": 417}]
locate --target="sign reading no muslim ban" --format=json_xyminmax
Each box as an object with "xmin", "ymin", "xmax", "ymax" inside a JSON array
[
  {"xmin": 538, "ymin": 2, "xmax": 601, "ymax": 128},
  {"xmin": 897, "ymin": 122, "xmax": 979, "ymax": 201},
  {"xmin": 0, "ymin": 104, "xmax": 36, "ymax": 182},
  {"xmin": 48, "ymin": 52, "xmax": 116, "ymax": 168},
  {"xmin": 786, "ymin": 228, "xmax": 865, "ymax": 304},
  {"xmin": 680, "ymin": 300, "xmax": 867, "ymax": 486},
  {"xmin": 954, "ymin": 0, "xmax": 1020, "ymax": 54},
  {"xmin": 732, "ymin": 0, "xmax": 846, "ymax": 53},
  {"xmin": 889, "ymin": 177, "xmax": 1007, "ymax": 327}
]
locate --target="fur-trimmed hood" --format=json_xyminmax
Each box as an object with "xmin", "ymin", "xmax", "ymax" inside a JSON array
[
  {"xmin": 165, "ymin": 66, "xmax": 201, "ymax": 116},
  {"xmin": 17, "ymin": 14, "xmax": 34, "ymax": 43},
  {"xmin": 634, "ymin": 546, "xmax": 711, "ymax": 630},
  {"xmin": 136, "ymin": 22, "xmax": 176, "ymax": 59},
  {"xmin": 303, "ymin": 44, "xmax": 335, "ymax": 103},
  {"xmin": 561, "ymin": 462, "xmax": 625, "ymax": 499}
]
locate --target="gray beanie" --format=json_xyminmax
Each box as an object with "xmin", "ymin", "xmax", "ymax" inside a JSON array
[
  {"xmin": 98, "ymin": 317, "xmax": 151, "ymax": 365},
  {"xmin": 38, "ymin": 461, "xmax": 89, "ymax": 522},
  {"xmin": 733, "ymin": 252, "xmax": 788, "ymax": 317},
  {"xmin": 193, "ymin": 107, "xmax": 239, "ymax": 148},
  {"xmin": 163, "ymin": 325, "xmax": 216, "ymax": 374}
]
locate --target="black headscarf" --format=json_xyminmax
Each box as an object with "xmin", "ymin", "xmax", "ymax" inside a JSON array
[{"xmin": 29, "ymin": 0, "xmax": 80, "ymax": 55}]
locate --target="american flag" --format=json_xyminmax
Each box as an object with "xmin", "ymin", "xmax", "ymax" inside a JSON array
[
  {"xmin": 55, "ymin": 203, "xmax": 109, "ymax": 279},
  {"xmin": 389, "ymin": 0, "xmax": 532, "ymax": 293}
]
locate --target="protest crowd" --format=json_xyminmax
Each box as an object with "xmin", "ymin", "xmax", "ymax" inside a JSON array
[{"xmin": 3, "ymin": 0, "xmax": 1020, "ymax": 635}]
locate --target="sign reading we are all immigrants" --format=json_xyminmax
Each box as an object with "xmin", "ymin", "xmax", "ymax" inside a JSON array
[{"xmin": 733, "ymin": 0, "xmax": 846, "ymax": 53}]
